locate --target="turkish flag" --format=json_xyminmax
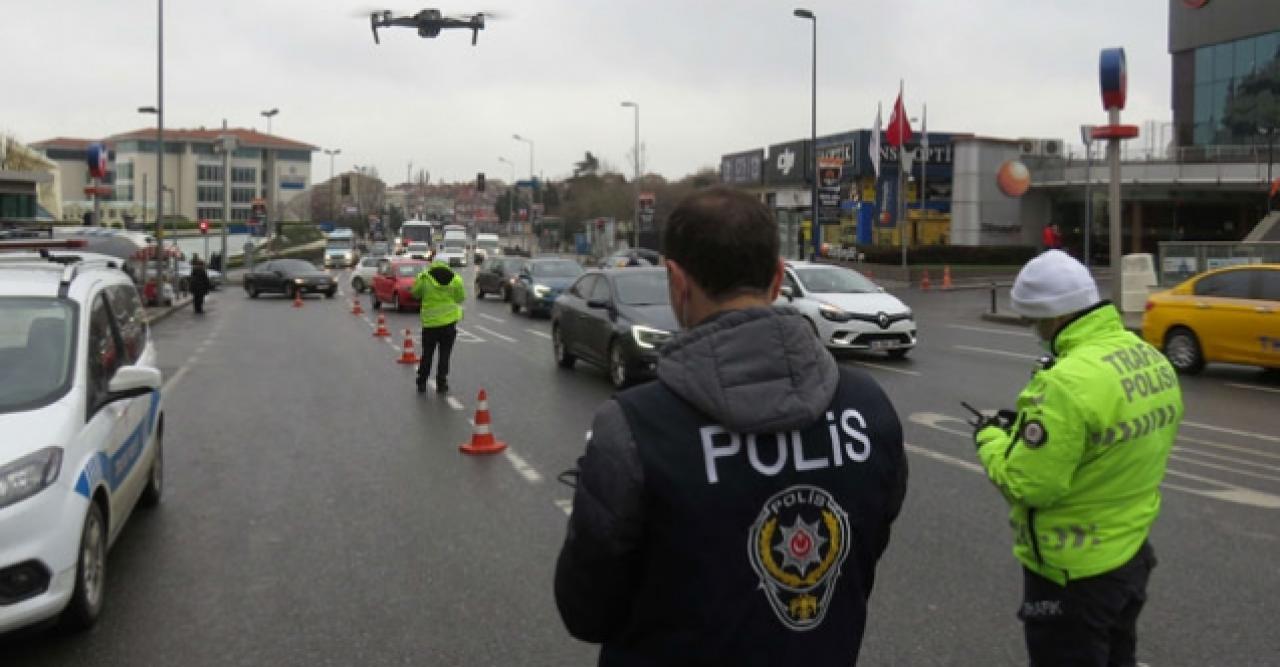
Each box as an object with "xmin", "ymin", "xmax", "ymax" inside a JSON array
[{"xmin": 885, "ymin": 91, "xmax": 913, "ymax": 147}]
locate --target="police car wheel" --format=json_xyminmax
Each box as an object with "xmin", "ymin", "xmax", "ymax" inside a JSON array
[
  {"xmin": 1164, "ymin": 327, "xmax": 1205, "ymax": 375},
  {"xmin": 140, "ymin": 427, "xmax": 163, "ymax": 508},
  {"xmin": 609, "ymin": 341, "xmax": 630, "ymax": 389},
  {"xmin": 553, "ymin": 325, "xmax": 575, "ymax": 369},
  {"xmin": 247, "ymin": 284, "xmax": 259, "ymax": 299},
  {"xmin": 62, "ymin": 502, "xmax": 107, "ymax": 631}
]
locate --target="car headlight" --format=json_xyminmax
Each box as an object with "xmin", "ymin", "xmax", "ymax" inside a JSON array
[
  {"xmin": 632, "ymin": 325, "xmax": 673, "ymax": 349},
  {"xmin": 818, "ymin": 302, "xmax": 853, "ymax": 322},
  {"xmin": 0, "ymin": 447, "xmax": 63, "ymax": 510},
  {"xmin": 295, "ymin": 278, "xmax": 305, "ymax": 284},
  {"xmin": 344, "ymin": 251, "xmax": 352, "ymax": 259},
  {"xmin": 533, "ymin": 284, "xmax": 551, "ymax": 297}
]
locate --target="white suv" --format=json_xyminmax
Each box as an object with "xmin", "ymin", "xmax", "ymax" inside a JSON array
[{"xmin": 0, "ymin": 251, "xmax": 164, "ymax": 633}]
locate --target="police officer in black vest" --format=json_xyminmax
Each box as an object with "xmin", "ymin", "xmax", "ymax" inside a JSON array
[{"xmin": 554, "ymin": 187, "xmax": 908, "ymax": 666}]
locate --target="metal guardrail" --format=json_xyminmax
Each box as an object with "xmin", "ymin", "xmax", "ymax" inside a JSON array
[{"xmin": 1156, "ymin": 241, "xmax": 1280, "ymax": 286}]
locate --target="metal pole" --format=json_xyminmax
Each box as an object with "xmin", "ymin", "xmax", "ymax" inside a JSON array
[
  {"xmin": 1108, "ymin": 108, "xmax": 1122, "ymax": 304},
  {"xmin": 920, "ymin": 102, "xmax": 928, "ymax": 246},
  {"xmin": 154, "ymin": 0, "xmax": 165, "ymax": 287},
  {"xmin": 809, "ymin": 17, "xmax": 819, "ymax": 261},
  {"xmin": 633, "ymin": 104, "xmax": 640, "ymax": 249},
  {"xmin": 1269, "ymin": 132, "xmax": 1274, "ymax": 213},
  {"xmin": 1084, "ymin": 142, "xmax": 1093, "ymax": 267},
  {"xmin": 220, "ymin": 120, "xmax": 229, "ymax": 266}
]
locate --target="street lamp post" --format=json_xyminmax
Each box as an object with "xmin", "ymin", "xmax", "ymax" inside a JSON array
[
  {"xmin": 621, "ymin": 101, "xmax": 640, "ymax": 249},
  {"xmin": 513, "ymin": 134, "xmax": 535, "ymax": 249},
  {"xmin": 498, "ymin": 156, "xmax": 516, "ymax": 233},
  {"xmin": 794, "ymin": 8, "xmax": 818, "ymax": 261},
  {"xmin": 324, "ymin": 148, "xmax": 341, "ymax": 223},
  {"xmin": 1080, "ymin": 125, "xmax": 1095, "ymax": 268},
  {"xmin": 138, "ymin": 102, "xmax": 163, "ymax": 289},
  {"xmin": 261, "ymin": 108, "xmax": 279, "ymax": 135}
]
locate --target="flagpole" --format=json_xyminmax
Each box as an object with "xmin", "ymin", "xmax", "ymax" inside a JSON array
[
  {"xmin": 898, "ymin": 79, "xmax": 907, "ymax": 278},
  {"xmin": 921, "ymin": 102, "xmax": 928, "ymax": 247}
]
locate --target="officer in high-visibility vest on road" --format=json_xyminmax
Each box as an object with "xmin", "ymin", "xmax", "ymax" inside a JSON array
[
  {"xmin": 973, "ymin": 250, "xmax": 1183, "ymax": 667},
  {"xmin": 410, "ymin": 255, "xmax": 465, "ymax": 394}
]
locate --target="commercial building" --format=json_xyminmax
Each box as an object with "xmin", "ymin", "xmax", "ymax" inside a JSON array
[
  {"xmin": 0, "ymin": 137, "xmax": 58, "ymax": 223},
  {"xmin": 31, "ymin": 128, "xmax": 316, "ymax": 225},
  {"xmin": 1170, "ymin": 0, "xmax": 1280, "ymax": 147}
]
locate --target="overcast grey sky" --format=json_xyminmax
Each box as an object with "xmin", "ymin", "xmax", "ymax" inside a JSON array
[{"xmin": 2, "ymin": 0, "xmax": 1170, "ymax": 183}]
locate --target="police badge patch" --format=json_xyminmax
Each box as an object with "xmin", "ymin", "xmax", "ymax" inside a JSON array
[
  {"xmin": 747, "ymin": 485, "xmax": 851, "ymax": 631},
  {"xmin": 1022, "ymin": 420, "xmax": 1048, "ymax": 448}
]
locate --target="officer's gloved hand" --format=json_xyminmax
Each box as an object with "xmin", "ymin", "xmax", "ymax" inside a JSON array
[
  {"xmin": 994, "ymin": 410, "xmax": 1018, "ymax": 430},
  {"xmin": 974, "ymin": 425, "xmax": 1005, "ymax": 452}
]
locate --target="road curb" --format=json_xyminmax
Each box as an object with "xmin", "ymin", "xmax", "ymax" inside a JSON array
[
  {"xmin": 979, "ymin": 312, "xmax": 1025, "ymax": 325},
  {"xmin": 144, "ymin": 297, "xmax": 193, "ymax": 325}
]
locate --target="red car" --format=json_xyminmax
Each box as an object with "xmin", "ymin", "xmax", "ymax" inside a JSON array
[{"xmin": 371, "ymin": 258, "xmax": 428, "ymax": 312}]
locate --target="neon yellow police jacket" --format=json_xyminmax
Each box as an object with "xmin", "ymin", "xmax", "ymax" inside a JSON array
[{"xmin": 977, "ymin": 303, "xmax": 1183, "ymax": 585}]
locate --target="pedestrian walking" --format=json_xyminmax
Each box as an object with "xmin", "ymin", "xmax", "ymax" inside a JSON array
[
  {"xmin": 1042, "ymin": 222, "xmax": 1063, "ymax": 250},
  {"xmin": 554, "ymin": 187, "xmax": 908, "ymax": 666},
  {"xmin": 189, "ymin": 254, "xmax": 212, "ymax": 315},
  {"xmin": 410, "ymin": 257, "xmax": 465, "ymax": 394},
  {"xmin": 972, "ymin": 249, "xmax": 1183, "ymax": 667}
]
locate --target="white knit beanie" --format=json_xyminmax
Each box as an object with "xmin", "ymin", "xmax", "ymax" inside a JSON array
[{"xmin": 1010, "ymin": 250, "xmax": 1100, "ymax": 319}]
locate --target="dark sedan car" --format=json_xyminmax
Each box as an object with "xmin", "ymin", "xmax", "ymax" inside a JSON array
[
  {"xmin": 551, "ymin": 268, "xmax": 677, "ymax": 388},
  {"xmin": 474, "ymin": 256, "xmax": 526, "ymax": 302},
  {"xmin": 510, "ymin": 258, "xmax": 584, "ymax": 316},
  {"xmin": 243, "ymin": 259, "xmax": 336, "ymax": 299}
]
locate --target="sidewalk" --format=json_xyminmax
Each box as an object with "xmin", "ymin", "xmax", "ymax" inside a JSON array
[{"xmin": 143, "ymin": 294, "xmax": 193, "ymax": 325}]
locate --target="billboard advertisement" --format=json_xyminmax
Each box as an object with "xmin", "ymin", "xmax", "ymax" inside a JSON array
[
  {"xmin": 766, "ymin": 140, "xmax": 811, "ymax": 187},
  {"xmin": 720, "ymin": 149, "xmax": 764, "ymax": 186}
]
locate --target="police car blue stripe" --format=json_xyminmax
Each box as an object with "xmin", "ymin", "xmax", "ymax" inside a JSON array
[{"xmin": 74, "ymin": 391, "xmax": 161, "ymax": 498}]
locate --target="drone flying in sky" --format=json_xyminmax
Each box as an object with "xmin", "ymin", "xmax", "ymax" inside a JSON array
[{"xmin": 367, "ymin": 9, "xmax": 492, "ymax": 45}]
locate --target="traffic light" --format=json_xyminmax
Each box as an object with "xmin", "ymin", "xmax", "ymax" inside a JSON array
[
  {"xmin": 477, "ymin": 172, "xmax": 486, "ymax": 192},
  {"xmin": 199, "ymin": 219, "xmax": 209, "ymax": 235}
]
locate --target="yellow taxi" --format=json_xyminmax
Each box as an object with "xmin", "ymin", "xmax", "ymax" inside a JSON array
[{"xmin": 1142, "ymin": 264, "xmax": 1280, "ymax": 374}]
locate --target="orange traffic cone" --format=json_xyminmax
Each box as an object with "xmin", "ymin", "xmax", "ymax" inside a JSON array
[
  {"xmin": 920, "ymin": 270, "xmax": 932, "ymax": 291},
  {"xmin": 396, "ymin": 329, "xmax": 420, "ymax": 364},
  {"xmin": 460, "ymin": 389, "xmax": 508, "ymax": 455},
  {"xmin": 351, "ymin": 298, "xmax": 364, "ymax": 315},
  {"xmin": 942, "ymin": 265, "xmax": 953, "ymax": 290},
  {"xmin": 372, "ymin": 313, "xmax": 391, "ymax": 338},
  {"xmin": 292, "ymin": 288, "xmax": 304, "ymax": 308}
]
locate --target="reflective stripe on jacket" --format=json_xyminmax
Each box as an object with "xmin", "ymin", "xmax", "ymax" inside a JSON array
[
  {"xmin": 977, "ymin": 303, "xmax": 1182, "ymax": 585},
  {"xmin": 410, "ymin": 260, "xmax": 465, "ymax": 328}
]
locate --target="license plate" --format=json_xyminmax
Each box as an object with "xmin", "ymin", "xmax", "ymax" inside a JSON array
[{"xmin": 869, "ymin": 339, "xmax": 899, "ymax": 350}]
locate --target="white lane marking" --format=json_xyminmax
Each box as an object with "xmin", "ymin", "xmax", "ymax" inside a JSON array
[
  {"xmin": 456, "ymin": 327, "xmax": 485, "ymax": 343},
  {"xmin": 187, "ymin": 355, "xmax": 200, "ymax": 365},
  {"xmin": 194, "ymin": 345, "xmax": 207, "ymax": 354},
  {"xmin": 504, "ymin": 449, "xmax": 544, "ymax": 483},
  {"xmin": 947, "ymin": 324, "xmax": 1035, "ymax": 338},
  {"xmin": 1170, "ymin": 452, "xmax": 1280, "ymax": 483},
  {"xmin": 475, "ymin": 326, "xmax": 517, "ymax": 343},
  {"xmin": 953, "ymin": 345, "xmax": 1040, "ymax": 361},
  {"xmin": 446, "ymin": 396, "xmax": 465, "ymax": 411},
  {"xmin": 162, "ymin": 365, "xmax": 191, "ymax": 393},
  {"xmin": 479, "ymin": 313, "xmax": 505, "ymax": 323},
  {"xmin": 554, "ymin": 499, "xmax": 573, "ymax": 516},
  {"xmin": 1173, "ymin": 445, "xmax": 1280, "ymax": 472},
  {"xmin": 905, "ymin": 443, "xmax": 985, "ymax": 474},
  {"xmin": 526, "ymin": 328, "xmax": 552, "ymax": 339},
  {"xmin": 1183, "ymin": 419, "xmax": 1280, "ymax": 444},
  {"xmin": 847, "ymin": 360, "xmax": 921, "ymax": 377},
  {"xmin": 1226, "ymin": 382, "xmax": 1280, "ymax": 395},
  {"xmin": 202, "ymin": 337, "xmax": 216, "ymax": 346},
  {"xmin": 1178, "ymin": 434, "xmax": 1280, "ymax": 461},
  {"xmin": 907, "ymin": 412, "xmax": 1280, "ymax": 510}
]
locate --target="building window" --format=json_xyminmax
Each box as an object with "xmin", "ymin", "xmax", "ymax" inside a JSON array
[
  {"xmin": 197, "ymin": 165, "xmax": 224, "ymax": 182},
  {"xmin": 276, "ymin": 149, "xmax": 311, "ymax": 161},
  {"xmin": 1190, "ymin": 30, "xmax": 1280, "ymax": 145},
  {"xmin": 231, "ymin": 208, "xmax": 251, "ymax": 221},
  {"xmin": 232, "ymin": 167, "xmax": 256, "ymax": 183},
  {"xmin": 45, "ymin": 148, "xmax": 86, "ymax": 161},
  {"xmin": 191, "ymin": 143, "xmax": 215, "ymax": 155},
  {"xmin": 116, "ymin": 162, "xmax": 134, "ymax": 179},
  {"xmin": 0, "ymin": 193, "xmax": 36, "ymax": 219},
  {"xmin": 197, "ymin": 186, "xmax": 224, "ymax": 203},
  {"xmin": 232, "ymin": 187, "xmax": 256, "ymax": 203},
  {"xmin": 233, "ymin": 148, "xmax": 261, "ymax": 159},
  {"xmin": 197, "ymin": 207, "xmax": 223, "ymax": 221}
]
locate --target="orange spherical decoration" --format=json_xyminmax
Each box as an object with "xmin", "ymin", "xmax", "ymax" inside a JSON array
[{"xmin": 996, "ymin": 160, "xmax": 1031, "ymax": 197}]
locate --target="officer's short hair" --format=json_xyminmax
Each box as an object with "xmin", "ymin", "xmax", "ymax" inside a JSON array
[{"xmin": 662, "ymin": 187, "xmax": 779, "ymax": 300}]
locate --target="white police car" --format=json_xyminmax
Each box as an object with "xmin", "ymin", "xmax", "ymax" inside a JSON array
[{"xmin": 0, "ymin": 249, "xmax": 164, "ymax": 633}]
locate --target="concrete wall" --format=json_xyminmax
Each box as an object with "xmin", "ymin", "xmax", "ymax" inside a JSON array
[{"xmin": 1169, "ymin": 0, "xmax": 1280, "ymax": 53}]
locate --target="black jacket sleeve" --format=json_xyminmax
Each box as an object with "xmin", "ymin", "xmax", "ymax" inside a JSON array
[{"xmin": 554, "ymin": 399, "xmax": 646, "ymax": 643}]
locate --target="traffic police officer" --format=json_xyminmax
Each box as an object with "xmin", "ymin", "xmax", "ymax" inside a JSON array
[
  {"xmin": 554, "ymin": 187, "xmax": 908, "ymax": 666},
  {"xmin": 410, "ymin": 257, "xmax": 465, "ymax": 394},
  {"xmin": 974, "ymin": 250, "xmax": 1183, "ymax": 666}
]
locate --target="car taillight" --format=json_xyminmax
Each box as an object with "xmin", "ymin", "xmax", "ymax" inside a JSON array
[{"xmin": 1144, "ymin": 300, "xmax": 1155, "ymax": 312}]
